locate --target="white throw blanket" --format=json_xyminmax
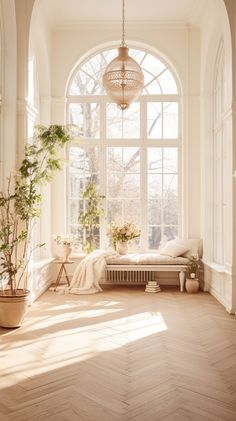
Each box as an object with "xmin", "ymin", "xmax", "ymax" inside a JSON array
[{"xmin": 69, "ymin": 249, "xmax": 115, "ymax": 295}]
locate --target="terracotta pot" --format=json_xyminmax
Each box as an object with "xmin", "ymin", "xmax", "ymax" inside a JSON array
[
  {"xmin": 62, "ymin": 244, "xmax": 72, "ymax": 262},
  {"xmin": 117, "ymin": 241, "xmax": 129, "ymax": 255},
  {"xmin": 0, "ymin": 289, "xmax": 30, "ymax": 328},
  {"xmin": 185, "ymin": 278, "xmax": 199, "ymax": 293}
]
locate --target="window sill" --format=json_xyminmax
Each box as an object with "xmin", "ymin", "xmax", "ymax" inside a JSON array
[{"xmin": 202, "ymin": 260, "xmax": 231, "ymax": 275}]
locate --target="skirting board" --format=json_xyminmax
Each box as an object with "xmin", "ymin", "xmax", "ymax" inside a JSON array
[{"xmin": 204, "ymin": 280, "xmax": 235, "ymax": 314}]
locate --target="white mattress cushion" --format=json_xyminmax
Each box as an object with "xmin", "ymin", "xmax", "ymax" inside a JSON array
[{"xmin": 106, "ymin": 253, "xmax": 188, "ymax": 265}]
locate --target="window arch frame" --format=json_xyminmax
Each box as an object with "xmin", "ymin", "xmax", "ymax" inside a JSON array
[{"xmin": 66, "ymin": 43, "xmax": 182, "ymax": 251}]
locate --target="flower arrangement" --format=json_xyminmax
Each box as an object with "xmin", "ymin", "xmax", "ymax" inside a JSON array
[
  {"xmin": 187, "ymin": 255, "xmax": 200, "ymax": 278},
  {"xmin": 53, "ymin": 234, "xmax": 77, "ymax": 246},
  {"xmin": 108, "ymin": 220, "xmax": 141, "ymax": 247}
]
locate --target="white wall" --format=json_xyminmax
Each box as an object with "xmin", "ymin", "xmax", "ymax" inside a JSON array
[
  {"xmin": 0, "ymin": 0, "xmax": 17, "ymax": 185},
  {"xmin": 200, "ymin": 0, "xmax": 234, "ymax": 312}
]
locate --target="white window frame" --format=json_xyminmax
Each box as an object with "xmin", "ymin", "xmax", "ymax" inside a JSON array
[{"xmin": 66, "ymin": 47, "xmax": 182, "ymax": 250}]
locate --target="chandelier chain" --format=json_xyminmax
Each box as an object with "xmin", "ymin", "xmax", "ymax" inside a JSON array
[
  {"xmin": 122, "ymin": 0, "xmax": 125, "ymax": 46},
  {"xmin": 102, "ymin": 0, "xmax": 144, "ymax": 110}
]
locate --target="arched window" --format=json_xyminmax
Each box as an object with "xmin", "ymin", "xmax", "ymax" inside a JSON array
[
  {"xmin": 67, "ymin": 46, "xmax": 181, "ymax": 250},
  {"xmin": 213, "ymin": 42, "xmax": 226, "ymax": 264}
]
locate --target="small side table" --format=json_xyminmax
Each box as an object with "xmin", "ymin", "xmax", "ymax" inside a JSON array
[{"xmin": 54, "ymin": 260, "xmax": 75, "ymax": 291}]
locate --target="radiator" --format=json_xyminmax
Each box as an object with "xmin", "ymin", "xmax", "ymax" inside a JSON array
[{"xmin": 105, "ymin": 269, "xmax": 155, "ymax": 284}]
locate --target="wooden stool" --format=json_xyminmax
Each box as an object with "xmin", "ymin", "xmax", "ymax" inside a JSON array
[{"xmin": 54, "ymin": 260, "xmax": 75, "ymax": 291}]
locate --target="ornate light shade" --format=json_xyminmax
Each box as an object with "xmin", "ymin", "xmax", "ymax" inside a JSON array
[
  {"xmin": 102, "ymin": 0, "xmax": 144, "ymax": 110},
  {"xmin": 103, "ymin": 45, "xmax": 144, "ymax": 110}
]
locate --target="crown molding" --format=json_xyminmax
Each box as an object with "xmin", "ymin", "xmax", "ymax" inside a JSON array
[{"xmin": 53, "ymin": 19, "xmax": 190, "ymax": 32}]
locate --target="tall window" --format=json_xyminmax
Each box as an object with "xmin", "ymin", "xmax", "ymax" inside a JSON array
[
  {"xmin": 213, "ymin": 42, "xmax": 226, "ymax": 264},
  {"xmin": 67, "ymin": 47, "xmax": 181, "ymax": 250}
]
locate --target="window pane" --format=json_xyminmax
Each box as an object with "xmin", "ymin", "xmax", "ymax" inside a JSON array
[
  {"xmin": 71, "ymin": 199, "xmax": 79, "ymax": 225},
  {"xmin": 164, "ymin": 226, "xmax": 178, "ymax": 242},
  {"xmin": 163, "ymin": 148, "xmax": 178, "ymax": 173},
  {"xmin": 107, "ymin": 147, "xmax": 123, "ymax": 172},
  {"xmin": 148, "ymin": 148, "xmax": 162, "ymax": 173},
  {"xmin": 129, "ymin": 49, "xmax": 146, "ymax": 64},
  {"xmin": 68, "ymin": 147, "xmax": 99, "ymax": 236},
  {"xmin": 163, "ymin": 102, "xmax": 178, "ymax": 138},
  {"xmin": 107, "ymin": 147, "xmax": 140, "ymax": 228},
  {"xmin": 147, "ymin": 103, "xmax": 162, "ymax": 138},
  {"xmin": 163, "ymin": 199, "xmax": 178, "ymax": 224},
  {"xmin": 107, "ymin": 173, "xmax": 123, "ymax": 198},
  {"xmin": 142, "ymin": 69, "xmax": 156, "ymax": 91},
  {"xmin": 124, "ymin": 174, "xmax": 140, "ymax": 198},
  {"xmin": 146, "ymin": 79, "xmax": 162, "ymax": 95},
  {"xmin": 107, "ymin": 103, "xmax": 140, "ymax": 138},
  {"xmin": 163, "ymin": 174, "xmax": 178, "ymax": 199},
  {"xmin": 158, "ymin": 69, "xmax": 178, "ymax": 94},
  {"xmin": 107, "ymin": 147, "xmax": 140, "ymax": 173},
  {"xmin": 123, "ymin": 148, "xmax": 140, "ymax": 172},
  {"xmin": 107, "ymin": 200, "xmax": 122, "ymax": 223},
  {"xmin": 148, "ymin": 226, "xmax": 161, "ymax": 249},
  {"xmin": 124, "ymin": 199, "xmax": 141, "ymax": 226},
  {"xmin": 148, "ymin": 200, "xmax": 161, "ymax": 225},
  {"xmin": 69, "ymin": 51, "xmax": 112, "ymax": 95},
  {"xmin": 70, "ymin": 174, "xmax": 84, "ymax": 198},
  {"xmin": 147, "ymin": 147, "xmax": 178, "ymax": 248},
  {"xmin": 70, "ymin": 147, "xmax": 99, "ymax": 174},
  {"xmin": 69, "ymin": 103, "xmax": 100, "ymax": 138},
  {"xmin": 148, "ymin": 174, "xmax": 162, "ymax": 198}
]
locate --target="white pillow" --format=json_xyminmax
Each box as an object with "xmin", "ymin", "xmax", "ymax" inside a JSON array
[
  {"xmin": 159, "ymin": 241, "xmax": 189, "ymax": 258},
  {"xmin": 174, "ymin": 239, "xmax": 202, "ymax": 258}
]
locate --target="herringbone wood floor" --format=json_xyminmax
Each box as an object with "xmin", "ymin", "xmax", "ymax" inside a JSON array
[{"xmin": 1, "ymin": 286, "xmax": 236, "ymax": 421}]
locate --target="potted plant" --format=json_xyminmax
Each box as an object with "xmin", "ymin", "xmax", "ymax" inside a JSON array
[
  {"xmin": 108, "ymin": 220, "xmax": 141, "ymax": 254},
  {"xmin": 185, "ymin": 255, "xmax": 200, "ymax": 293},
  {"xmin": 78, "ymin": 180, "xmax": 105, "ymax": 254},
  {"xmin": 0, "ymin": 125, "xmax": 73, "ymax": 328}
]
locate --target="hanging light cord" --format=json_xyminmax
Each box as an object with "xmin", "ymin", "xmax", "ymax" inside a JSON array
[{"xmin": 121, "ymin": 0, "xmax": 126, "ymax": 46}]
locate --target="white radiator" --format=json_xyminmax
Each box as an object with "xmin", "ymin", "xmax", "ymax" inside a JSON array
[{"xmin": 105, "ymin": 269, "xmax": 155, "ymax": 284}]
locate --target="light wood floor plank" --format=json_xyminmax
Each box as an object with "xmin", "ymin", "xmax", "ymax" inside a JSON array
[{"xmin": 0, "ymin": 286, "xmax": 236, "ymax": 420}]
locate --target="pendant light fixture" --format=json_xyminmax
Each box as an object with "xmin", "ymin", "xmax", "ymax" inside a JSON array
[{"xmin": 102, "ymin": 0, "xmax": 144, "ymax": 110}]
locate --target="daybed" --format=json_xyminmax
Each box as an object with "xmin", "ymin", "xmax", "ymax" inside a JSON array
[{"xmin": 105, "ymin": 239, "xmax": 202, "ymax": 292}]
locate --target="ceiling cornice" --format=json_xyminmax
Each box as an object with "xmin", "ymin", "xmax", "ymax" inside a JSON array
[{"xmin": 53, "ymin": 20, "xmax": 190, "ymax": 31}]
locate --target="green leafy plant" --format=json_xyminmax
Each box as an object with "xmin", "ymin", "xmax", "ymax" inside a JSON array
[
  {"xmin": 78, "ymin": 180, "xmax": 105, "ymax": 254},
  {"xmin": 0, "ymin": 125, "xmax": 73, "ymax": 295},
  {"xmin": 187, "ymin": 255, "xmax": 200, "ymax": 278}
]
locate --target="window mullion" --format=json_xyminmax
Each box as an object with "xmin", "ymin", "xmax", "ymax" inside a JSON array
[
  {"xmin": 161, "ymin": 148, "xmax": 164, "ymax": 247},
  {"xmin": 99, "ymin": 99, "xmax": 107, "ymax": 249},
  {"xmin": 141, "ymin": 146, "xmax": 148, "ymax": 250}
]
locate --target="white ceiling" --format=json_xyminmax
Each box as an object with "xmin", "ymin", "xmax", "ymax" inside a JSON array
[{"xmin": 38, "ymin": 0, "xmax": 208, "ymax": 27}]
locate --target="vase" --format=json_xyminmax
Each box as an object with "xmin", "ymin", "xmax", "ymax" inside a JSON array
[
  {"xmin": 117, "ymin": 241, "xmax": 129, "ymax": 255},
  {"xmin": 186, "ymin": 278, "xmax": 199, "ymax": 293},
  {"xmin": 62, "ymin": 244, "xmax": 72, "ymax": 262}
]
